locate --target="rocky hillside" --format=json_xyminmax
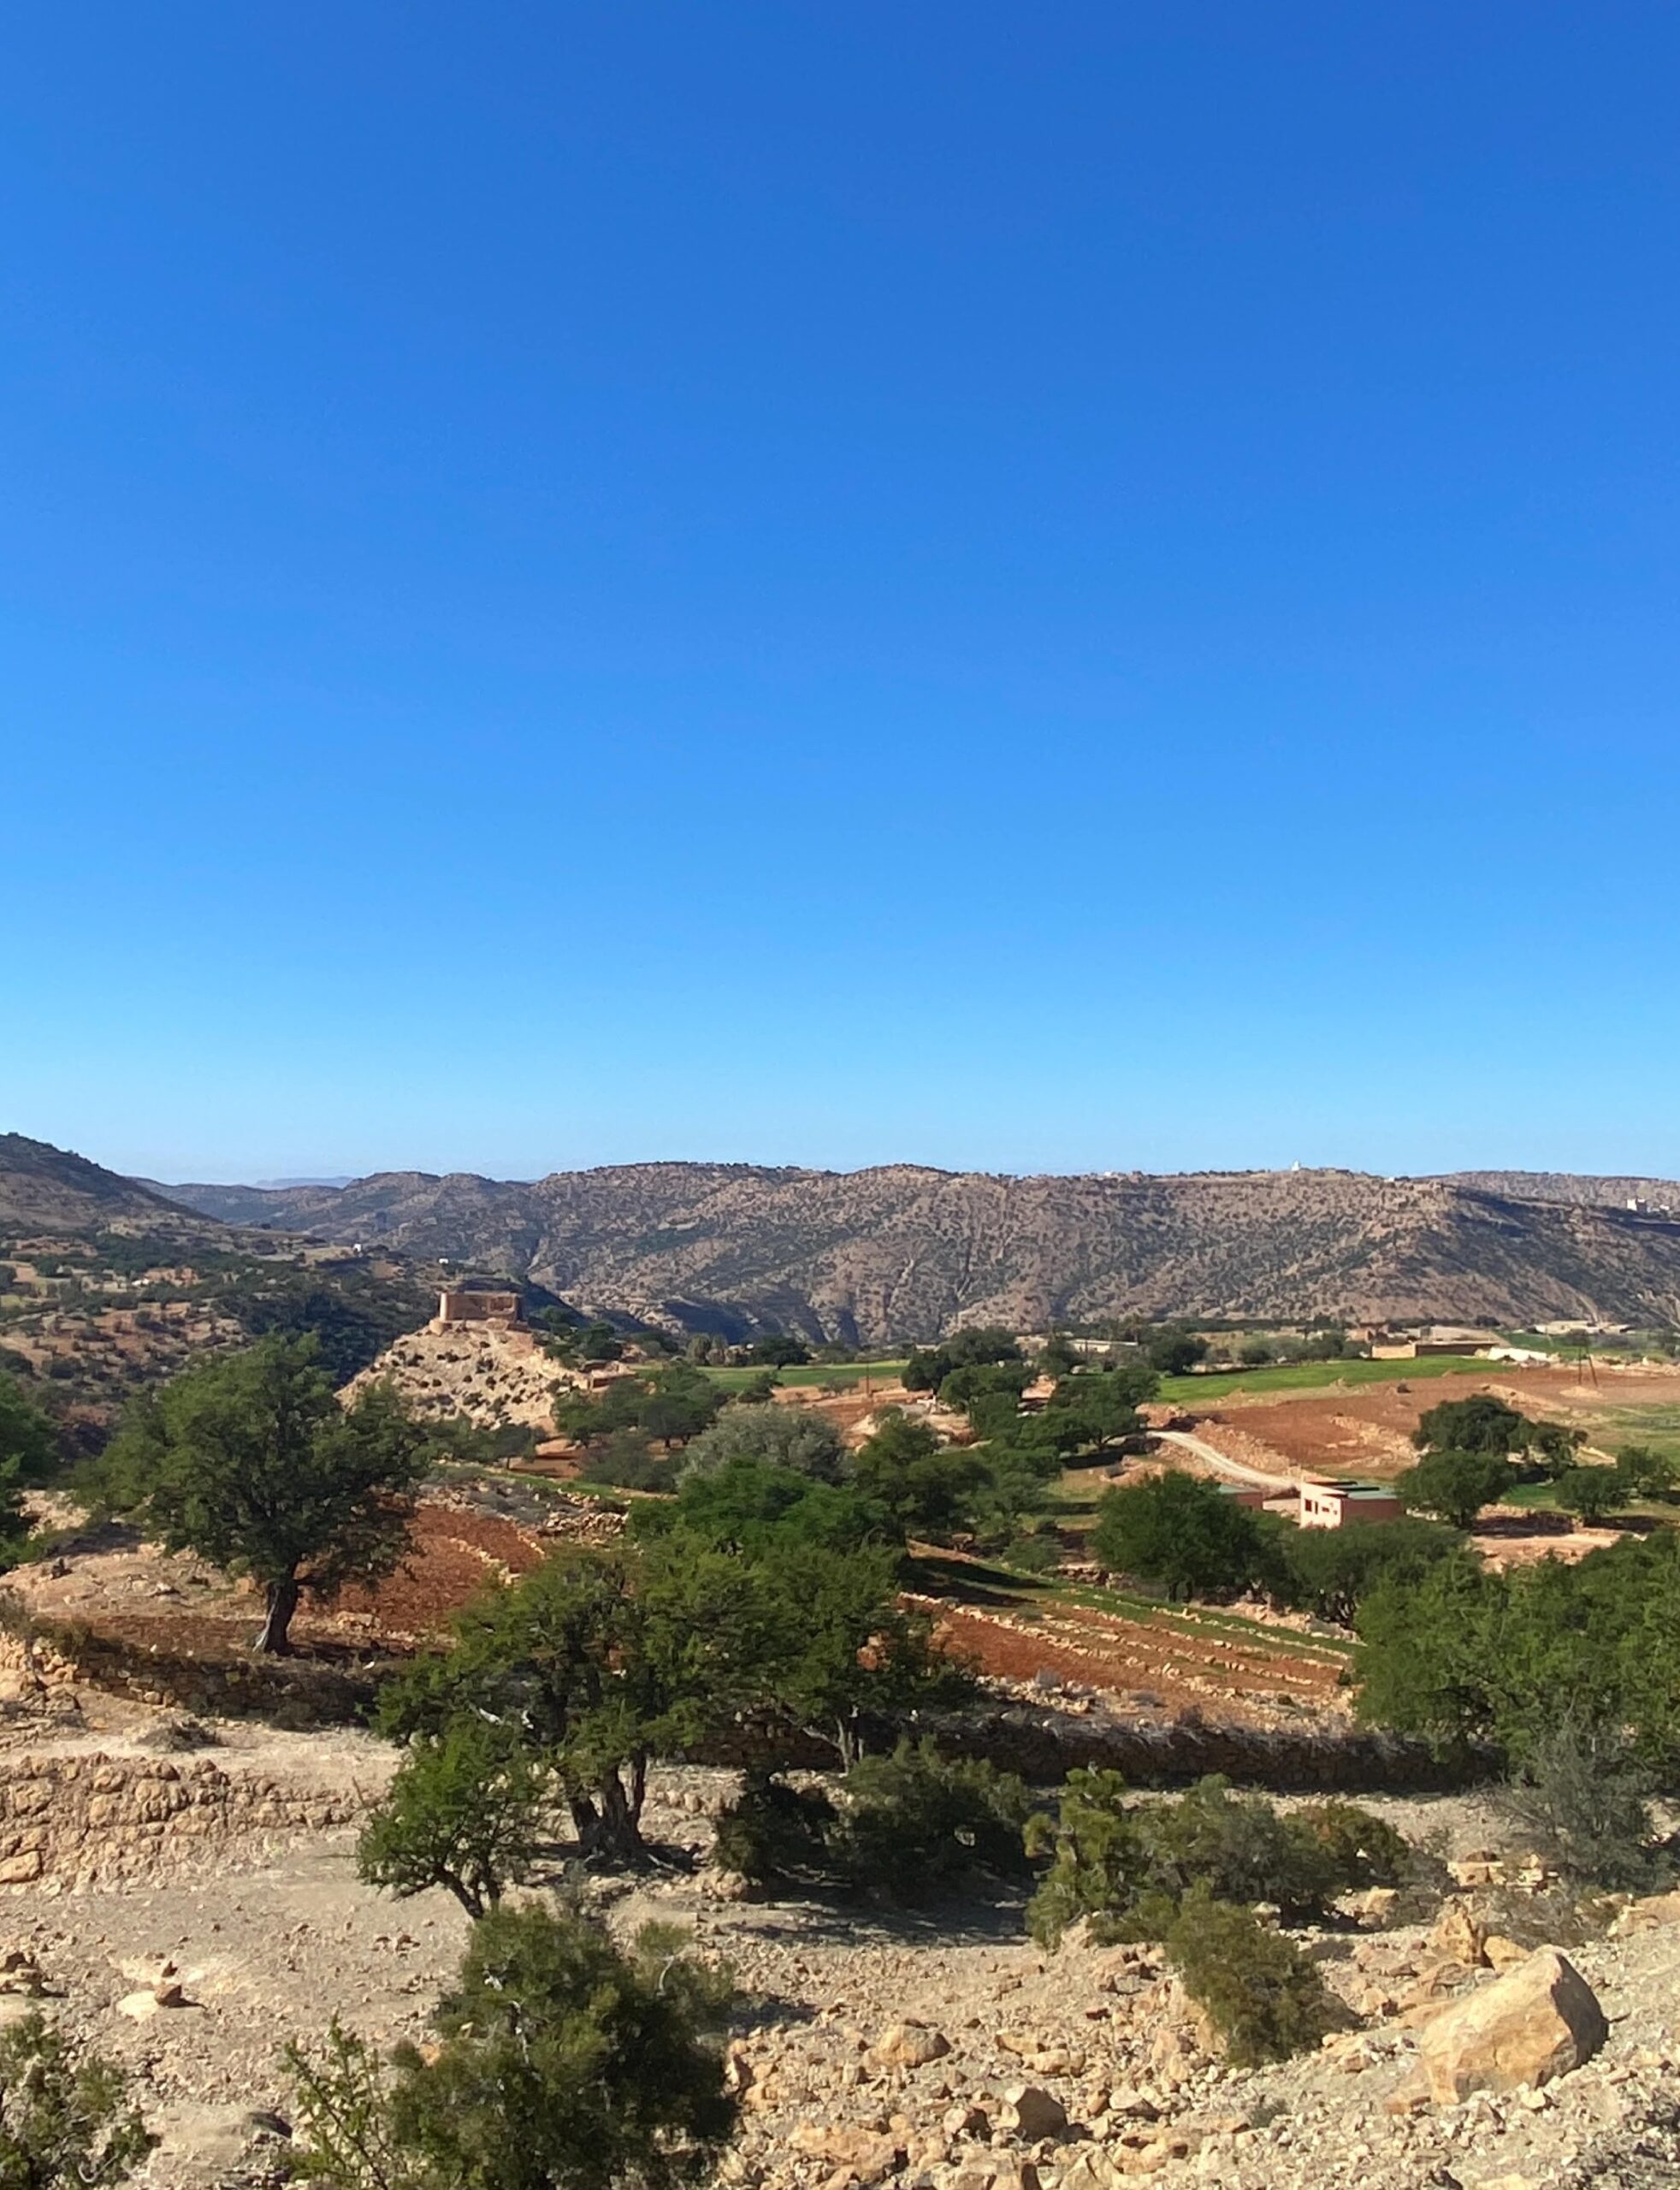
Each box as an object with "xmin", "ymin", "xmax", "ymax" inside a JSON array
[
  {"xmin": 0, "ymin": 1133, "xmax": 194, "ymax": 1233},
  {"xmin": 0, "ymin": 1136, "xmax": 434, "ymax": 1435},
  {"xmin": 1444, "ymin": 1169, "xmax": 1680, "ymax": 1210},
  {"xmin": 158, "ymin": 1162, "xmax": 1680, "ymax": 1343}
]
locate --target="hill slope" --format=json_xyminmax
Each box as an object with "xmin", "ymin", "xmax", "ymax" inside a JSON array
[
  {"xmin": 0, "ymin": 1133, "xmax": 193, "ymax": 1233},
  {"xmin": 0, "ymin": 1135, "xmax": 434, "ymax": 1435},
  {"xmin": 158, "ymin": 1162, "xmax": 1680, "ymax": 1341}
]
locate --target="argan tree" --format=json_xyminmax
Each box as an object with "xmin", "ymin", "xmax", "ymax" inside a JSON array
[
  {"xmin": 0, "ymin": 1373, "xmax": 60, "ymax": 1566},
  {"xmin": 358, "ymin": 1718, "xmax": 549, "ymax": 1918},
  {"xmin": 96, "ymin": 1336, "xmax": 429, "ymax": 1653},
  {"xmin": 287, "ymin": 1904, "xmax": 736, "ymax": 2190},
  {"xmin": 1393, "ymin": 1447, "xmax": 1515, "ymax": 1531}
]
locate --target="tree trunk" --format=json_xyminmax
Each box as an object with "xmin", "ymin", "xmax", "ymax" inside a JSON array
[
  {"xmin": 571, "ymin": 1767, "xmax": 647, "ymax": 1864},
  {"xmin": 255, "ymin": 1576, "xmax": 301, "ymax": 1655}
]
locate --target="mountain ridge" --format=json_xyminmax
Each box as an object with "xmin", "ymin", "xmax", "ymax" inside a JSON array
[{"xmin": 152, "ymin": 1157, "xmax": 1680, "ymax": 1341}]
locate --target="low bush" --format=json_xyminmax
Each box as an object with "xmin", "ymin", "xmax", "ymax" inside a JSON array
[
  {"xmin": 287, "ymin": 1903, "xmax": 736, "ymax": 2190},
  {"xmin": 833, "ymin": 1739, "xmax": 1037, "ymax": 1896},
  {"xmin": 0, "ymin": 2009, "xmax": 154, "ymax": 2186},
  {"xmin": 579, "ymin": 1432, "xmax": 680, "ymax": 1493},
  {"xmin": 1164, "ymin": 1886, "xmax": 1336, "ymax": 2066},
  {"xmin": 1500, "ymin": 1718, "xmax": 1671, "ymax": 1891},
  {"xmin": 712, "ymin": 1742, "xmax": 1034, "ymax": 1899},
  {"xmin": 1026, "ymin": 1772, "xmax": 1421, "ymax": 1945},
  {"xmin": 711, "ymin": 1773, "xmax": 837, "ymax": 1887}
]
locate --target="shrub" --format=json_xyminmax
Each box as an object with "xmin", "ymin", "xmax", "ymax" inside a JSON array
[
  {"xmin": 1287, "ymin": 1798, "xmax": 1413, "ymax": 1891},
  {"xmin": 580, "ymin": 1432, "xmax": 679, "ymax": 1493},
  {"xmin": 1025, "ymin": 1769, "xmax": 1148, "ymax": 1946},
  {"xmin": 1026, "ymin": 1773, "xmax": 1417, "ymax": 1944},
  {"xmin": 833, "ymin": 1738, "xmax": 1036, "ymax": 1895},
  {"xmin": 357, "ymin": 1718, "xmax": 550, "ymax": 1919},
  {"xmin": 0, "ymin": 2010, "xmax": 154, "ymax": 2186},
  {"xmin": 1164, "ymin": 1887, "xmax": 1335, "ymax": 2066},
  {"xmin": 711, "ymin": 1773, "xmax": 837, "ymax": 1886},
  {"xmin": 679, "ymin": 1403, "xmax": 847, "ymax": 1484},
  {"xmin": 1134, "ymin": 1777, "xmax": 1337, "ymax": 1921},
  {"xmin": 288, "ymin": 1904, "xmax": 736, "ymax": 2190},
  {"xmin": 1500, "ymin": 1718, "xmax": 1670, "ymax": 1891},
  {"xmin": 1003, "ymin": 1530, "xmax": 1062, "ymax": 1576}
]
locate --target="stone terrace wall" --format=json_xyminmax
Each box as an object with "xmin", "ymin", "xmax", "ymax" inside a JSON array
[{"xmin": 0, "ymin": 1754, "xmax": 358, "ymax": 1890}]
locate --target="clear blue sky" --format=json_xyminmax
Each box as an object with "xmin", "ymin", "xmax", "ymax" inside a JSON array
[{"xmin": 6, "ymin": 4, "xmax": 1679, "ymax": 1185}]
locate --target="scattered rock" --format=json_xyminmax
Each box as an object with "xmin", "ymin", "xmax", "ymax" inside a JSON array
[
  {"xmin": 1428, "ymin": 1899, "xmax": 1488, "ymax": 1969},
  {"xmin": 871, "ymin": 2021, "xmax": 950, "ymax": 2069}
]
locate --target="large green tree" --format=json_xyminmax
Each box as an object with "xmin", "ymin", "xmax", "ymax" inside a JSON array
[
  {"xmin": 0, "ymin": 1373, "xmax": 60, "ymax": 1565},
  {"xmin": 1412, "ymin": 1395, "xmax": 1529, "ymax": 1457},
  {"xmin": 96, "ymin": 1336, "xmax": 429, "ymax": 1653},
  {"xmin": 1393, "ymin": 1447, "xmax": 1514, "ymax": 1530},
  {"xmin": 678, "ymin": 1400, "xmax": 847, "ymax": 1483},
  {"xmin": 1091, "ymin": 1471, "xmax": 1263, "ymax": 1600},
  {"xmin": 851, "ymin": 1411, "xmax": 985, "ymax": 1538}
]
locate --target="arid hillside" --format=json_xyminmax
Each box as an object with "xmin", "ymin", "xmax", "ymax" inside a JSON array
[
  {"xmin": 0, "ymin": 1133, "xmax": 196, "ymax": 1233},
  {"xmin": 161, "ymin": 1161, "xmax": 1680, "ymax": 1342}
]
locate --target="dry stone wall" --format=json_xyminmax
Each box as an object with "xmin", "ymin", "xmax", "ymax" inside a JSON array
[{"xmin": 0, "ymin": 1753, "xmax": 356, "ymax": 1890}]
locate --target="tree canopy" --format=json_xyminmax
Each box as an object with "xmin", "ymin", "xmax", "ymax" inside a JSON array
[
  {"xmin": 1393, "ymin": 1447, "xmax": 1515, "ymax": 1530},
  {"xmin": 94, "ymin": 1336, "xmax": 429, "ymax": 1652},
  {"xmin": 901, "ymin": 1328, "xmax": 1021, "ymax": 1394},
  {"xmin": 0, "ymin": 1372, "xmax": 60, "ymax": 1566},
  {"xmin": 1090, "ymin": 1471, "xmax": 1263, "ymax": 1600},
  {"xmin": 1354, "ymin": 1530, "xmax": 1680, "ymax": 1783},
  {"xmin": 851, "ymin": 1411, "xmax": 985, "ymax": 1539},
  {"xmin": 678, "ymin": 1400, "xmax": 847, "ymax": 1483}
]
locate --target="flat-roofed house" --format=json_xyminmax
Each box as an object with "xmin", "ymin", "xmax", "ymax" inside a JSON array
[{"xmin": 1298, "ymin": 1478, "xmax": 1404, "ymax": 1530}]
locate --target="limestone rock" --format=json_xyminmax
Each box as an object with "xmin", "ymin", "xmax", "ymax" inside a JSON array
[
  {"xmin": 1427, "ymin": 1898, "xmax": 1488, "ymax": 1969},
  {"xmin": 1416, "ymin": 1949, "xmax": 1606, "ymax": 2104},
  {"xmin": 1612, "ymin": 1889, "xmax": 1680, "ymax": 1935},
  {"xmin": 997, "ymin": 2086, "xmax": 1068, "ymax": 2143},
  {"xmin": 789, "ymin": 2123, "xmax": 904, "ymax": 2183},
  {"xmin": 871, "ymin": 2020, "xmax": 950, "ymax": 2069}
]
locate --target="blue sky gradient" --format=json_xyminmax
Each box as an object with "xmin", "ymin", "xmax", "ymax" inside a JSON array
[{"xmin": 5, "ymin": 4, "xmax": 1679, "ymax": 1183}]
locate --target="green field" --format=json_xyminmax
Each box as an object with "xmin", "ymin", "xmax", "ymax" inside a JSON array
[
  {"xmin": 700, "ymin": 1360, "xmax": 908, "ymax": 1393},
  {"xmin": 1156, "ymin": 1351, "xmax": 1498, "ymax": 1406}
]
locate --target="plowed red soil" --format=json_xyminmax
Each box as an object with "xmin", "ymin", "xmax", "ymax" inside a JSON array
[
  {"xmin": 331, "ymin": 1502, "xmax": 546, "ymax": 1639},
  {"xmin": 1203, "ymin": 1365, "xmax": 1659, "ymax": 1479},
  {"xmin": 920, "ymin": 1600, "xmax": 1348, "ymax": 1725}
]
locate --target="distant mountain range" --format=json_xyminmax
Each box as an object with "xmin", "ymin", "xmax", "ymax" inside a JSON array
[
  {"xmin": 9, "ymin": 1131, "xmax": 1680, "ymax": 1345},
  {"xmin": 151, "ymin": 1156, "xmax": 1680, "ymax": 1343}
]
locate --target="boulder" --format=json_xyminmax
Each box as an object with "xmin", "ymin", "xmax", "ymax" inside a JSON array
[
  {"xmin": 1612, "ymin": 1890, "xmax": 1680, "ymax": 1936},
  {"xmin": 1417, "ymin": 1950, "xmax": 1606, "ymax": 2104},
  {"xmin": 997, "ymin": 2086, "xmax": 1069, "ymax": 2143},
  {"xmin": 788, "ymin": 2124, "xmax": 902, "ymax": 2183}
]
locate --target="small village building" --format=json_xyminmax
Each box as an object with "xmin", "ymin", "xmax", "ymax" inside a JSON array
[{"xmin": 1298, "ymin": 1478, "xmax": 1404, "ymax": 1530}]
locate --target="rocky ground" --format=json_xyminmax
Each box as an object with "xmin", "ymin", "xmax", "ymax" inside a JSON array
[{"xmin": 0, "ymin": 1676, "xmax": 1671, "ymax": 2190}]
